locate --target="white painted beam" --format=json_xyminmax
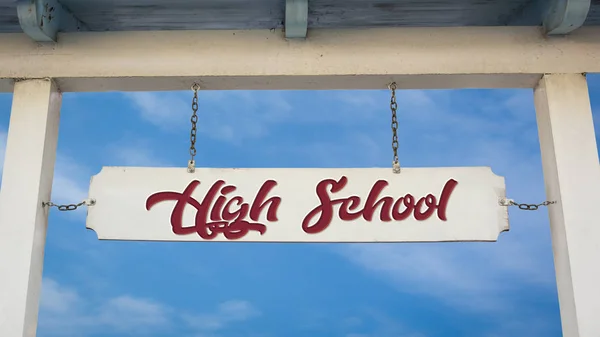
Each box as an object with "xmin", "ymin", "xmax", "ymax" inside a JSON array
[
  {"xmin": 17, "ymin": 0, "xmax": 87, "ymax": 42},
  {"xmin": 1, "ymin": 27, "xmax": 600, "ymax": 91},
  {"xmin": 544, "ymin": 0, "xmax": 591, "ymax": 35},
  {"xmin": 0, "ymin": 79, "xmax": 61, "ymax": 337},
  {"xmin": 285, "ymin": 0, "xmax": 308, "ymax": 38},
  {"xmin": 534, "ymin": 74, "xmax": 600, "ymax": 337}
]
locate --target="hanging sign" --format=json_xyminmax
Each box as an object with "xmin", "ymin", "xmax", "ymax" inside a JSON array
[{"xmin": 85, "ymin": 167, "xmax": 509, "ymax": 242}]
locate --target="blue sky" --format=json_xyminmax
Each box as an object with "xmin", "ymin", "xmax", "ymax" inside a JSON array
[{"xmin": 2, "ymin": 75, "xmax": 600, "ymax": 337}]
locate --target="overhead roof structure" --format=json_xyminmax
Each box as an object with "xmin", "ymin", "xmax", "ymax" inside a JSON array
[
  {"xmin": 0, "ymin": 0, "xmax": 597, "ymax": 38},
  {"xmin": 0, "ymin": 0, "xmax": 598, "ymax": 93}
]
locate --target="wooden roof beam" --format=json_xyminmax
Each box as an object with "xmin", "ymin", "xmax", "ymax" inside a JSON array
[
  {"xmin": 508, "ymin": 0, "xmax": 591, "ymax": 35},
  {"xmin": 505, "ymin": 0, "xmax": 591, "ymax": 35},
  {"xmin": 545, "ymin": 0, "xmax": 591, "ymax": 35},
  {"xmin": 17, "ymin": 0, "xmax": 87, "ymax": 42},
  {"xmin": 285, "ymin": 0, "xmax": 308, "ymax": 39}
]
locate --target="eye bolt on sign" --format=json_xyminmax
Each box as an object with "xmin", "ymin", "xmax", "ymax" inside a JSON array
[{"xmin": 85, "ymin": 167, "xmax": 509, "ymax": 242}]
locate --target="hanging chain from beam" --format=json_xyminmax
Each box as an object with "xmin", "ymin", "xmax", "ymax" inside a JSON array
[
  {"xmin": 389, "ymin": 82, "xmax": 400, "ymax": 174},
  {"xmin": 188, "ymin": 83, "xmax": 200, "ymax": 173}
]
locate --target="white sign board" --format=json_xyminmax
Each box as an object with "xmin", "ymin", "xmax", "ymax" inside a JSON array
[{"xmin": 85, "ymin": 167, "xmax": 509, "ymax": 242}]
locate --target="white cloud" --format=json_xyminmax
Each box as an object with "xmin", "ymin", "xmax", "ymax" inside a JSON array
[
  {"xmin": 51, "ymin": 154, "xmax": 90, "ymax": 205},
  {"xmin": 39, "ymin": 278, "xmax": 171, "ymax": 336},
  {"xmin": 123, "ymin": 90, "xmax": 292, "ymax": 144},
  {"xmin": 97, "ymin": 296, "xmax": 171, "ymax": 333},
  {"xmin": 185, "ymin": 300, "xmax": 261, "ymax": 331},
  {"xmin": 273, "ymin": 132, "xmax": 383, "ymax": 168},
  {"xmin": 124, "ymin": 92, "xmax": 189, "ymax": 131},
  {"xmin": 39, "ymin": 278, "xmax": 260, "ymax": 336},
  {"xmin": 481, "ymin": 318, "xmax": 557, "ymax": 337},
  {"xmin": 343, "ymin": 309, "xmax": 427, "ymax": 337},
  {"xmin": 332, "ymin": 89, "xmax": 440, "ymax": 124},
  {"xmin": 40, "ymin": 278, "xmax": 81, "ymax": 314},
  {"xmin": 339, "ymin": 238, "xmax": 553, "ymax": 313},
  {"xmin": 105, "ymin": 139, "xmax": 174, "ymax": 167},
  {"xmin": 218, "ymin": 300, "xmax": 260, "ymax": 321}
]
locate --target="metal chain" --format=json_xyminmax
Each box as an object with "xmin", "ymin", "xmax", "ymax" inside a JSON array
[
  {"xmin": 389, "ymin": 82, "xmax": 400, "ymax": 173},
  {"xmin": 500, "ymin": 199, "xmax": 556, "ymax": 211},
  {"xmin": 188, "ymin": 83, "xmax": 200, "ymax": 173},
  {"xmin": 43, "ymin": 199, "xmax": 96, "ymax": 212}
]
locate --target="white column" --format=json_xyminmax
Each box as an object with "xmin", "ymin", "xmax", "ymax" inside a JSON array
[
  {"xmin": 534, "ymin": 73, "xmax": 600, "ymax": 337},
  {"xmin": 0, "ymin": 79, "xmax": 61, "ymax": 337}
]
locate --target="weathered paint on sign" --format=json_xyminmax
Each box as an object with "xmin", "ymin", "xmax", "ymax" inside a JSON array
[{"xmin": 85, "ymin": 167, "xmax": 509, "ymax": 242}]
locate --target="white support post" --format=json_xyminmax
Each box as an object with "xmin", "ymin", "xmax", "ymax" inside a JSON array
[
  {"xmin": 0, "ymin": 79, "xmax": 61, "ymax": 337},
  {"xmin": 534, "ymin": 73, "xmax": 600, "ymax": 337}
]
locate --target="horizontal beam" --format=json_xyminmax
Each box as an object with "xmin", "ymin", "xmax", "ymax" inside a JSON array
[{"xmin": 1, "ymin": 26, "xmax": 600, "ymax": 92}]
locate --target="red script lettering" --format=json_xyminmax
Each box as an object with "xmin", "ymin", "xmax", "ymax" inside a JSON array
[
  {"xmin": 146, "ymin": 180, "xmax": 281, "ymax": 240},
  {"xmin": 302, "ymin": 177, "xmax": 458, "ymax": 234}
]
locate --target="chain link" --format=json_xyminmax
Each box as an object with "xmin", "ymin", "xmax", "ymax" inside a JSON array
[
  {"xmin": 43, "ymin": 199, "xmax": 96, "ymax": 212},
  {"xmin": 500, "ymin": 199, "xmax": 556, "ymax": 211},
  {"xmin": 188, "ymin": 83, "xmax": 200, "ymax": 173},
  {"xmin": 389, "ymin": 82, "xmax": 400, "ymax": 173}
]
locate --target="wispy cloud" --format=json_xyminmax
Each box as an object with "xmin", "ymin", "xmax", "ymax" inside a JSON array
[
  {"xmin": 51, "ymin": 153, "xmax": 90, "ymax": 205},
  {"xmin": 124, "ymin": 92, "xmax": 189, "ymax": 131},
  {"xmin": 343, "ymin": 308, "xmax": 427, "ymax": 337},
  {"xmin": 123, "ymin": 90, "xmax": 292, "ymax": 144},
  {"xmin": 339, "ymin": 239, "xmax": 553, "ymax": 312},
  {"xmin": 265, "ymin": 132, "xmax": 383, "ymax": 168},
  {"xmin": 39, "ymin": 278, "xmax": 171, "ymax": 336},
  {"xmin": 184, "ymin": 300, "xmax": 261, "ymax": 331},
  {"xmin": 97, "ymin": 296, "xmax": 172, "ymax": 333},
  {"xmin": 40, "ymin": 279, "xmax": 80, "ymax": 314},
  {"xmin": 104, "ymin": 138, "xmax": 175, "ymax": 167},
  {"xmin": 39, "ymin": 278, "xmax": 261, "ymax": 337}
]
